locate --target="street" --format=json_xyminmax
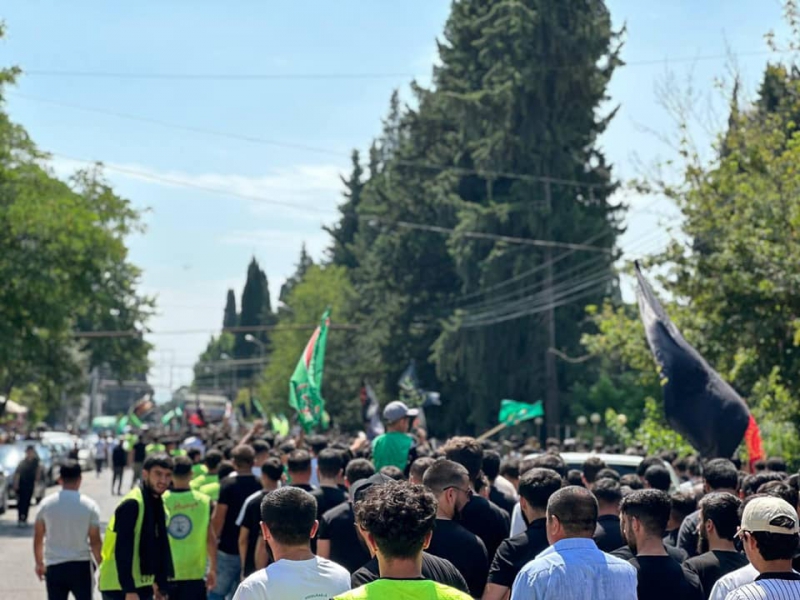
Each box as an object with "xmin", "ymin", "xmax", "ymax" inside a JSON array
[{"xmin": 0, "ymin": 466, "xmax": 124, "ymax": 600}]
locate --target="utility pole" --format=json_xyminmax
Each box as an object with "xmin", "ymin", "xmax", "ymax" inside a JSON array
[{"xmin": 543, "ymin": 178, "xmax": 560, "ymax": 439}]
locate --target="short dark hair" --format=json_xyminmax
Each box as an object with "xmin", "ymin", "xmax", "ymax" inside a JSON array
[
  {"xmin": 355, "ymin": 481, "xmax": 437, "ymax": 559},
  {"xmin": 345, "ymin": 458, "xmax": 376, "ymax": 485},
  {"xmin": 410, "ymin": 457, "xmax": 436, "ymax": 482},
  {"xmin": 307, "ymin": 434, "xmax": 329, "ymax": 455},
  {"xmin": 231, "ymin": 445, "xmax": 255, "ymax": 468},
  {"xmin": 252, "ymin": 440, "xmax": 271, "ymax": 456},
  {"xmin": 59, "ymin": 460, "xmax": 82, "ymax": 482},
  {"xmin": 704, "ymin": 459, "xmax": 738, "ymax": 491},
  {"xmin": 287, "ymin": 450, "xmax": 312, "ymax": 473},
  {"xmin": 700, "ymin": 492, "xmax": 741, "ymax": 541},
  {"xmin": 620, "ymin": 473, "xmax": 644, "ymax": 490},
  {"xmin": 261, "ymin": 457, "xmax": 284, "ymax": 482},
  {"xmin": 566, "ymin": 470, "xmax": 585, "ymax": 487},
  {"xmin": 593, "ymin": 478, "xmax": 623, "ymax": 506},
  {"xmin": 172, "ymin": 455, "xmax": 193, "ymax": 477},
  {"xmin": 527, "ymin": 453, "xmax": 567, "ymax": 479},
  {"xmin": 442, "ymin": 437, "xmax": 483, "ymax": 481},
  {"xmin": 500, "ymin": 457, "xmax": 520, "ymax": 480},
  {"xmin": 670, "ymin": 491, "xmax": 697, "ymax": 521},
  {"xmin": 379, "ymin": 465, "xmax": 406, "ymax": 481},
  {"xmin": 753, "ymin": 459, "xmax": 767, "ymax": 472},
  {"xmin": 644, "ymin": 465, "xmax": 671, "ymax": 492},
  {"xmin": 482, "ymin": 450, "xmax": 502, "ymax": 481},
  {"xmin": 636, "ymin": 456, "xmax": 664, "ymax": 478},
  {"xmin": 260, "ymin": 487, "xmax": 317, "ymax": 546},
  {"xmin": 519, "ymin": 468, "xmax": 563, "ymax": 510},
  {"xmin": 143, "ymin": 454, "xmax": 174, "ymax": 472},
  {"xmin": 218, "ymin": 461, "xmax": 235, "ymax": 479},
  {"xmin": 547, "ymin": 486, "xmax": 598, "ymax": 535},
  {"xmin": 596, "ymin": 468, "xmax": 621, "ymax": 482},
  {"xmin": 759, "ymin": 481, "xmax": 799, "ymax": 509},
  {"xmin": 317, "ymin": 449, "xmax": 344, "ymax": 479},
  {"xmin": 582, "ymin": 457, "xmax": 607, "ymax": 484},
  {"xmin": 423, "ymin": 460, "xmax": 470, "ymax": 494},
  {"xmin": 204, "ymin": 449, "xmax": 223, "ymax": 470},
  {"xmin": 766, "ymin": 457, "xmax": 787, "ymax": 473},
  {"xmin": 620, "ymin": 489, "xmax": 671, "ymax": 536},
  {"xmin": 187, "ymin": 448, "xmax": 201, "ymax": 460},
  {"xmin": 742, "ymin": 472, "xmax": 785, "ymax": 497},
  {"xmin": 686, "ymin": 456, "xmax": 702, "ymax": 477}
]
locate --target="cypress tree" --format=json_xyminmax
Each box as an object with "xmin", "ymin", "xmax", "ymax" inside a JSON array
[{"xmin": 223, "ymin": 289, "xmax": 238, "ymax": 329}]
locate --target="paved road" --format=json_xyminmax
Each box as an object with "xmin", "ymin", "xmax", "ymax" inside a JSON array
[{"xmin": 0, "ymin": 465, "xmax": 129, "ymax": 600}]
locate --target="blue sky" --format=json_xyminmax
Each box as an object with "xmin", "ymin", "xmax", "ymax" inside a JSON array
[{"xmin": 0, "ymin": 1, "xmax": 789, "ymax": 399}]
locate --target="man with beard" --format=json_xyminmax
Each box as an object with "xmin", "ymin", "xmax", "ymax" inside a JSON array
[
  {"xmin": 620, "ymin": 489, "xmax": 702, "ymax": 600},
  {"xmin": 423, "ymin": 460, "xmax": 489, "ymax": 597},
  {"xmin": 99, "ymin": 454, "xmax": 175, "ymax": 600}
]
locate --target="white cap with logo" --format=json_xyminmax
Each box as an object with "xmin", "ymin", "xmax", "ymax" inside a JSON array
[{"xmin": 740, "ymin": 496, "xmax": 799, "ymax": 535}]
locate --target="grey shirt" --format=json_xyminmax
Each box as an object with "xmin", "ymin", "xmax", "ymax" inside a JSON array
[{"xmin": 36, "ymin": 489, "xmax": 100, "ymax": 566}]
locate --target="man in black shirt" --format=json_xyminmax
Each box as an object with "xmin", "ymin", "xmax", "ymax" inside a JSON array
[
  {"xmin": 593, "ymin": 477, "xmax": 625, "ymax": 552},
  {"xmin": 621, "ymin": 489, "xmax": 703, "ymax": 600},
  {"xmin": 678, "ymin": 459, "xmax": 738, "ymax": 558},
  {"xmin": 317, "ymin": 458, "xmax": 375, "ymax": 573},
  {"xmin": 209, "ymin": 444, "xmax": 261, "ymax": 600},
  {"xmin": 422, "ymin": 460, "xmax": 489, "ymax": 597},
  {"xmin": 684, "ymin": 492, "xmax": 748, "ymax": 599},
  {"xmin": 351, "ymin": 552, "xmax": 469, "ymax": 593},
  {"xmin": 442, "ymin": 437, "xmax": 510, "ymax": 561},
  {"xmin": 131, "ymin": 435, "xmax": 147, "ymax": 490},
  {"xmin": 111, "ymin": 440, "xmax": 127, "ymax": 496},
  {"xmin": 237, "ymin": 457, "xmax": 283, "ymax": 578},
  {"xmin": 311, "ymin": 448, "xmax": 347, "ymax": 519},
  {"xmin": 287, "ymin": 449, "xmax": 317, "ymax": 493},
  {"xmin": 482, "ymin": 450, "xmax": 517, "ymax": 515},
  {"xmin": 664, "ymin": 491, "xmax": 696, "ymax": 548},
  {"xmin": 484, "ymin": 467, "xmax": 562, "ymax": 600}
]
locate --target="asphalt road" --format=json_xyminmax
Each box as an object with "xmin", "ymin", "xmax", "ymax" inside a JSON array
[{"xmin": 0, "ymin": 465, "xmax": 128, "ymax": 600}]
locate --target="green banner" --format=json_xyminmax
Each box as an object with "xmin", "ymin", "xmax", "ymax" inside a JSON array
[
  {"xmin": 289, "ymin": 309, "xmax": 330, "ymax": 432},
  {"xmin": 498, "ymin": 399, "xmax": 544, "ymax": 426}
]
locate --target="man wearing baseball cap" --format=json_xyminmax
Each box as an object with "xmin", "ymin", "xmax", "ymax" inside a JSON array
[
  {"xmin": 370, "ymin": 401, "xmax": 419, "ymax": 472},
  {"xmin": 725, "ymin": 496, "xmax": 800, "ymax": 600}
]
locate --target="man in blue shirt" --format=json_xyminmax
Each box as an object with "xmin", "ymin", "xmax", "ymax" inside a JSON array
[{"xmin": 511, "ymin": 486, "xmax": 637, "ymax": 600}]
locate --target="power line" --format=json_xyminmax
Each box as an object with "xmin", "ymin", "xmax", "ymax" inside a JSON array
[{"xmin": 73, "ymin": 323, "xmax": 359, "ymax": 339}]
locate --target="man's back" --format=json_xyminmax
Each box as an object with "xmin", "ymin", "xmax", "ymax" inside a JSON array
[
  {"xmin": 459, "ymin": 495, "xmax": 510, "ymax": 561},
  {"xmin": 488, "ymin": 518, "xmax": 549, "ymax": 591},
  {"xmin": 426, "ymin": 518, "xmax": 488, "ymax": 597},
  {"xmin": 511, "ymin": 538, "xmax": 637, "ymax": 600},
  {"xmin": 594, "ymin": 514, "xmax": 624, "ymax": 553},
  {"xmin": 312, "ymin": 485, "xmax": 347, "ymax": 519},
  {"xmin": 233, "ymin": 556, "xmax": 351, "ymax": 599},
  {"xmin": 217, "ymin": 474, "xmax": 261, "ymax": 555},
  {"xmin": 318, "ymin": 502, "xmax": 371, "ymax": 573},
  {"xmin": 678, "ymin": 509, "xmax": 702, "ymax": 558},
  {"xmin": 630, "ymin": 555, "xmax": 703, "ymax": 600},
  {"xmin": 684, "ymin": 550, "xmax": 749, "ymax": 599},
  {"xmin": 371, "ymin": 431, "xmax": 413, "ymax": 471},
  {"xmin": 724, "ymin": 574, "xmax": 800, "ymax": 600},
  {"xmin": 36, "ymin": 490, "xmax": 100, "ymax": 565},
  {"xmin": 112, "ymin": 444, "xmax": 127, "ymax": 467},
  {"xmin": 336, "ymin": 578, "xmax": 471, "ymax": 599}
]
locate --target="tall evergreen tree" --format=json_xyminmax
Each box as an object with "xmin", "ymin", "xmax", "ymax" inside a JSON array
[
  {"xmin": 234, "ymin": 257, "xmax": 272, "ymax": 380},
  {"xmin": 223, "ymin": 289, "xmax": 238, "ymax": 329},
  {"xmin": 325, "ymin": 150, "xmax": 364, "ymax": 270},
  {"xmin": 279, "ymin": 244, "xmax": 314, "ymax": 307}
]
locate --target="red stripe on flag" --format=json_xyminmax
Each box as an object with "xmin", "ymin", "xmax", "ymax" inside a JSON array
[
  {"xmin": 744, "ymin": 414, "xmax": 765, "ymax": 472},
  {"xmin": 304, "ymin": 326, "xmax": 321, "ymax": 367}
]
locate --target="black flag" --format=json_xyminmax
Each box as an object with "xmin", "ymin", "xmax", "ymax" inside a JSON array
[
  {"xmin": 360, "ymin": 379, "xmax": 385, "ymax": 440},
  {"xmin": 635, "ymin": 263, "xmax": 751, "ymax": 458}
]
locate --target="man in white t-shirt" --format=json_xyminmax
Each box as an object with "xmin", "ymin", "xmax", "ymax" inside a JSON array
[
  {"xmin": 233, "ymin": 486, "xmax": 350, "ymax": 600},
  {"xmin": 34, "ymin": 460, "xmax": 102, "ymax": 600}
]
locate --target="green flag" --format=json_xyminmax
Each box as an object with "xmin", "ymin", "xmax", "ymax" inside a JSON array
[
  {"xmin": 252, "ymin": 397, "xmax": 267, "ymax": 419},
  {"xmin": 498, "ymin": 399, "xmax": 544, "ymax": 426},
  {"xmin": 289, "ymin": 310, "xmax": 331, "ymax": 432},
  {"xmin": 161, "ymin": 409, "xmax": 178, "ymax": 425},
  {"xmin": 270, "ymin": 414, "xmax": 290, "ymax": 437}
]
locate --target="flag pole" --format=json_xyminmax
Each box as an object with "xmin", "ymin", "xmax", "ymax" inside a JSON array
[{"xmin": 477, "ymin": 422, "xmax": 508, "ymax": 441}]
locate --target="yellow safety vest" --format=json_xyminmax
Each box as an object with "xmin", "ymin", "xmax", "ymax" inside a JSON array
[
  {"xmin": 191, "ymin": 463, "xmax": 207, "ymax": 478},
  {"xmin": 145, "ymin": 443, "xmax": 166, "ymax": 455},
  {"xmin": 335, "ymin": 579, "xmax": 472, "ymax": 600},
  {"xmin": 163, "ymin": 489, "xmax": 210, "ymax": 582},
  {"xmin": 198, "ymin": 480, "xmax": 220, "ymax": 502},
  {"xmin": 98, "ymin": 488, "xmax": 161, "ymax": 591}
]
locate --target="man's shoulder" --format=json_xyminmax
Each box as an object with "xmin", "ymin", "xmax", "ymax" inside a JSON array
[
  {"xmin": 315, "ymin": 555, "xmax": 352, "ymax": 577},
  {"xmin": 322, "ymin": 500, "xmax": 351, "ymax": 522},
  {"xmin": 236, "ymin": 568, "xmax": 270, "ymax": 596}
]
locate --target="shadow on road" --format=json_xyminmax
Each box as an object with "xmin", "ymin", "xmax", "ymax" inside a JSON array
[{"xmin": 0, "ymin": 518, "xmax": 34, "ymax": 538}]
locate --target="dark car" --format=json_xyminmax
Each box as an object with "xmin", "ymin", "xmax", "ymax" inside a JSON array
[{"xmin": 0, "ymin": 443, "xmax": 47, "ymax": 505}]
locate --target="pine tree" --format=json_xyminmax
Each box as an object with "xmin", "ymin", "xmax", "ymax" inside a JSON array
[
  {"xmin": 279, "ymin": 244, "xmax": 314, "ymax": 307},
  {"xmin": 234, "ymin": 257, "xmax": 271, "ymax": 380},
  {"xmin": 325, "ymin": 150, "xmax": 364, "ymax": 270},
  {"xmin": 223, "ymin": 289, "xmax": 238, "ymax": 329}
]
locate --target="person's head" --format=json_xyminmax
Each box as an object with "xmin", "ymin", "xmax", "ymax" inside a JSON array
[
  {"xmin": 699, "ymin": 492, "xmax": 741, "ymax": 545},
  {"xmin": 668, "ymin": 491, "xmax": 697, "ymax": 530},
  {"xmin": 592, "ymin": 478, "xmax": 623, "ymax": 515},
  {"xmin": 619, "ymin": 489, "xmax": 671, "ymax": 554},
  {"xmin": 500, "ymin": 457, "xmax": 521, "ymax": 489},
  {"xmin": 317, "ymin": 448, "xmax": 344, "ymax": 483},
  {"xmin": 260, "ymin": 487, "xmax": 318, "ymax": 551},
  {"xmin": 545, "ymin": 486, "xmax": 598, "ymax": 544},
  {"xmin": 187, "ymin": 448, "xmax": 202, "ymax": 464},
  {"xmin": 482, "ymin": 450, "xmax": 501, "ymax": 483},
  {"xmin": 595, "ymin": 467, "xmax": 621, "ymax": 482},
  {"xmin": 252, "ymin": 440, "xmax": 271, "ymax": 467},
  {"xmin": 685, "ymin": 456, "xmax": 702, "ymax": 479},
  {"xmin": 345, "ymin": 458, "xmax": 376, "ymax": 490},
  {"xmin": 379, "ymin": 465, "xmax": 406, "ymax": 481},
  {"xmin": 382, "ymin": 401, "xmax": 418, "ymax": 432},
  {"xmin": 742, "ymin": 471, "xmax": 785, "ymax": 498},
  {"xmin": 566, "ymin": 470, "xmax": 585, "ymax": 487},
  {"xmin": 636, "ymin": 456, "xmax": 664, "ymax": 478},
  {"xmin": 582, "ymin": 456, "xmax": 607, "ymax": 486},
  {"xmin": 142, "ymin": 454, "xmax": 174, "ymax": 496},
  {"xmin": 59, "ymin": 460, "xmax": 82, "ymax": 489},
  {"xmin": 643, "ymin": 465, "xmax": 671, "ymax": 492},
  {"xmin": 260, "ymin": 457, "xmax": 284, "ymax": 488},
  {"xmin": 231, "ymin": 444, "xmax": 255, "ymax": 473},
  {"xmin": 171, "ymin": 456, "xmax": 193, "ymax": 486},
  {"xmin": 287, "ymin": 449, "xmax": 312, "ymax": 483},
  {"xmin": 442, "ymin": 436, "xmax": 484, "ymax": 485},
  {"xmin": 620, "ymin": 473, "xmax": 644, "ymax": 490},
  {"xmin": 307, "ymin": 434, "xmax": 329, "ymax": 457},
  {"xmin": 25, "ymin": 445, "xmax": 36, "ymax": 459},
  {"xmin": 204, "ymin": 449, "xmax": 223, "ymax": 473},
  {"xmin": 217, "ymin": 461, "xmax": 235, "ymax": 480},
  {"xmin": 525, "ymin": 453, "xmax": 568, "ymax": 479},
  {"xmin": 738, "ymin": 496, "xmax": 800, "ymax": 569},
  {"xmin": 758, "ymin": 481, "xmax": 800, "ymax": 512},
  {"xmin": 519, "ymin": 468, "xmax": 563, "ymax": 520},
  {"xmin": 355, "ymin": 481, "xmax": 437, "ymax": 562},
  {"xmin": 409, "ymin": 457, "xmax": 436, "ymax": 485},
  {"xmin": 703, "ymin": 459, "xmax": 738, "ymax": 492},
  {"xmin": 766, "ymin": 457, "xmax": 788, "ymax": 474},
  {"xmin": 423, "ymin": 459, "xmax": 472, "ymax": 520}
]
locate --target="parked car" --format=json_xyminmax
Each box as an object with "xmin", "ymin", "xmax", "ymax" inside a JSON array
[{"xmin": 0, "ymin": 443, "xmax": 48, "ymax": 505}]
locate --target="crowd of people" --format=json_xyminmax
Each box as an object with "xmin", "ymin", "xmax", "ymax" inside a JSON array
[{"xmin": 28, "ymin": 399, "xmax": 800, "ymax": 600}]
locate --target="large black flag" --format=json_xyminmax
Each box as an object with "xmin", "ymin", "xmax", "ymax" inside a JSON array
[{"xmin": 635, "ymin": 263, "xmax": 753, "ymax": 458}]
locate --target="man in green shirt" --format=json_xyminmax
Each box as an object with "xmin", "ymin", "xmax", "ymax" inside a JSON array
[
  {"xmin": 371, "ymin": 401, "xmax": 418, "ymax": 472},
  {"xmin": 334, "ymin": 480, "xmax": 471, "ymax": 600}
]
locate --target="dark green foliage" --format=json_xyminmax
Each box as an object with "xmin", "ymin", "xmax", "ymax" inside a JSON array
[
  {"xmin": 223, "ymin": 289, "xmax": 238, "ymax": 329},
  {"xmin": 325, "ymin": 150, "xmax": 364, "ymax": 270},
  {"xmin": 233, "ymin": 257, "xmax": 273, "ymax": 380}
]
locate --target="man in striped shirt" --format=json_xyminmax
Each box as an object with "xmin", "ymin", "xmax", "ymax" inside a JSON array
[{"xmin": 724, "ymin": 496, "xmax": 800, "ymax": 600}]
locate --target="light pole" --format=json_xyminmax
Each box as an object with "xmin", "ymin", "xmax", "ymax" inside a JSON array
[
  {"xmin": 590, "ymin": 412, "xmax": 602, "ymax": 438},
  {"xmin": 245, "ymin": 334, "xmax": 266, "ymax": 362}
]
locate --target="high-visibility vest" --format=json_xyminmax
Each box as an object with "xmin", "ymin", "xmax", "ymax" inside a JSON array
[
  {"xmin": 98, "ymin": 488, "xmax": 162, "ymax": 591},
  {"xmin": 335, "ymin": 579, "xmax": 472, "ymax": 600},
  {"xmin": 170, "ymin": 449, "xmax": 187, "ymax": 457},
  {"xmin": 145, "ymin": 443, "xmax": 166, "ymax": 455},
  {"xmin": 191, "ymin": 472, "xmax": 218, "ymax": 491},
  {"xmin": 163, "ymin": 489, "xmax": 210, "ymax": 582},
  {"xmin": 191, "ymin": 463, "xmax": 207, "ymax": 478},
  {"xmin": 198, "ymin": 480, "xmax": 220, "ymax": 502}
]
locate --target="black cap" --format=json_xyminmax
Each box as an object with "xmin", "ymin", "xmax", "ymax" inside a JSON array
[{"xmin": 351, "ymin": 472, "xmax": 395, "ymax": 503}]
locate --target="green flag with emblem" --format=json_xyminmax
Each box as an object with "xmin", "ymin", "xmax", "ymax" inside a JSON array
[
  {"xmin": 498, "ymin": 399, "xmax": 544, "ymax": 426},
  {"xmin": 288, "ymin": 309, "xmax": 331, "ymax": 432}
]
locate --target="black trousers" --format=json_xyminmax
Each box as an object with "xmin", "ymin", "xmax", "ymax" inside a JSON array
[
  {"xmin": 169, "ymin": 579, "xmax": 207, "ymax": 600},
  {"xmin": 17, "ymin": 483, "xmax": 34, "ymax": 522},
  {"xmin": 101, "ymin": 588, "xmax": 153, "ymax": 600},
  {"xmin": 112, "ymin": 467, "xmax": 124, "ymax": 493},
  {"xmin": 45, "ymin": 561, "xmax": 93, "ymax": 600}
]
